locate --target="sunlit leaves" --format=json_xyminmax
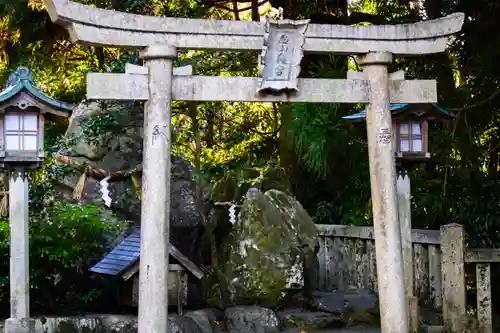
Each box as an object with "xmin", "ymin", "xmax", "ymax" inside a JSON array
[{"xmin": 0, "ymin": 15, "xmax": 20, "ymax": 72}]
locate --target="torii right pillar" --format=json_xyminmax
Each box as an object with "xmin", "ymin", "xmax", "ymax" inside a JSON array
[{"xmin": 359, "ymin": 52, "xmax": 409, "ymax": 332}]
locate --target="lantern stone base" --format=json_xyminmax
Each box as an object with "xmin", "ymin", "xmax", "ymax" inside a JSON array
[{"xmin": 4, "ymin": 318, "xmax": 35, "ymax": 333}]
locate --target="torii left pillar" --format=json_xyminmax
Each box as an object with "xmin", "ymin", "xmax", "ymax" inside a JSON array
[{"xmin": 137, "ymin": 45, "xmax": 176, "ymax": 333}]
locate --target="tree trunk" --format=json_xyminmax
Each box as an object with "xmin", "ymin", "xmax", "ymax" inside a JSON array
[
  {"xmin": 251, "ymin": 0, "xmax": 260, "ymax": 21},
  {"xmin": 233, "ymin": 0, "xmax": 240, "ymax": 20},
  {"xmin": 189, "ymin": 103, "xmax": 232, "ymax": 309}
]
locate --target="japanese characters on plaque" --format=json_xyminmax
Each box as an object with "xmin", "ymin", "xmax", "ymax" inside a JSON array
[{"xmin": 257, "ymin": 18, "xmax": 310, "ymax": 94}]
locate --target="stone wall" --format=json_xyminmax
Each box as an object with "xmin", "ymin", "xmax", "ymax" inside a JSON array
[
  {"xmin": 0, "ymin": 299, "xmax": 382, "ymax": 333},
  {"xmin": 0, "ymin": 312, "xmax": 220, "ymax": 333},
  {"xmin": 0, "ymin": 313, "xmax": 211, "ymax": 333},
  {"xmin": 1, "ymin": 316, "xmax": 102, "ymax": 333}
]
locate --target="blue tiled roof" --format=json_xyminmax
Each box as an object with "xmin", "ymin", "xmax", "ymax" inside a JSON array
[
  {"xmin": 343, "ymin": 104, "xmax": 409, "ymax": 120},
  {"xmin": 89, "ymin": 228, "xmax": 140, "ymax": 276},
  {"xmin": 1, "ymin": 67, "xmax": 73, "ymax": 113},
  {"xmin": 342, "ymin": 103, "xmax": 453, "ymax": 121}
]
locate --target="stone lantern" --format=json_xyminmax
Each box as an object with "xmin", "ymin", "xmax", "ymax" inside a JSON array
[
  {"xmin": 0, "ymin": 67, "xmax": 72, "ymax": 169},
  {"xmin": 2, "ymin": 66, "xmax": 72, "ymax": 333},
  {"xmin": 343, "ymin": 103, "xmax": 453, "ymax": 168}
]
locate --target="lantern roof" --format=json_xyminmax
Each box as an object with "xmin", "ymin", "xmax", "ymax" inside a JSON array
[
  {"xmin": 0, "ymin": 66, "xmax": 73, "ymax": 120},
  {"xmin": 343, "ymin": 103, "xmax": 454, "ymax": 123}
]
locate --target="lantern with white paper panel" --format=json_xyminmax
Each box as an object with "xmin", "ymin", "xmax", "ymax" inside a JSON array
[
  {"xmin": 4, "ymin": 113, "xmax": 39, "ymax": 151},
  {"xmin": 343, "ymin": 103, "xmax": 454, "ymax": 167},
  {"xmin": 0, "ymin": 67, "xmax": 72, "ymax": 169},
  {"xmin": 392, "ymin": 116, "xmax": 429, "ymax": 161}
]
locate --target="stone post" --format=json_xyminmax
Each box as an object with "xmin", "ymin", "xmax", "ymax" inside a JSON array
[
  {"xmin": 440, "ymin": 223, "xmax": 466, "ymax": 333},
  {"xmin": 137, "ymin": 45, "xmax": 176, "ymax": 333},
  {"xmin": 359, "ymin": 51, "xmax": 409, "ymax": 333},
  {"xmin": 5, "ymin": 168, "xmax": 35, "ymax": 333},
  {"xmin": 396, "ymin": 169, "xmax": 413, "ymax": 296},
  {"xmin": 396, "ymin": 169, "xmax": 419, "ymax": 331}
]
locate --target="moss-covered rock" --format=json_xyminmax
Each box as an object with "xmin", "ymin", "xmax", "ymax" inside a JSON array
[
  {"xmin": 226, "ymin": 189, "xmax": 319, "ymax": 308},
  {"xmin": 57, "ymin": 101, "xmax": 211, "ymax": 261},
  {"xmin": 210, "ymin": 168, "xmax": 293, "ymax": 250}
]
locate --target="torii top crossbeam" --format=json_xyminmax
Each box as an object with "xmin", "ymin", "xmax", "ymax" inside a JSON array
[{"xmin": 44, "ymin": 0, "xmax": 464, "ymax": 55}]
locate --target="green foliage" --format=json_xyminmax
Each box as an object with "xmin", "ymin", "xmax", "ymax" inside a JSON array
[
  {"xmin": 80, "ymin": 101, "xmax": 144, "ymax": 147},
  {"xmin": 288, "ymin": 44, "xmax": 347, "ymax": 172},
  {"xmin": 0, "ymin": 124, "xmax": 127, "ymax": 316},
  {"xmin": 0, "ymin": 91, "xmax": 128, "ymax": 317},
  {"xmin": 287, "ymin": 55, "xmax": 371, "ymax": 225},
  {"xmin": 172, "ymin": 50, "xmax": 278, "ymax": 181},
  {"xmin": 290, "ymin": 103, "xmax": 345, "ymax": 179},
  {"xmin": 83, "ymin": 112, "xmax": 120, "ymax": 144},
  {"xmin": 0, "ymin": 136, "xmax": 128, "ymax": 316},
  {"xmin": 0, "ymin": 199, "xmax": 126, "ymax": 316}
]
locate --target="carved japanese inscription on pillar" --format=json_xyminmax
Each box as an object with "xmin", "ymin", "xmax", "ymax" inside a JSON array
[{"xmin": 257, "ymin": 18, "xmax": 309, "ymax": 94}]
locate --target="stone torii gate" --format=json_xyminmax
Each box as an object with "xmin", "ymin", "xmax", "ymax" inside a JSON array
[{"xmin": 43, "ymin": 1, "xmax": 464, "ymax": 332}]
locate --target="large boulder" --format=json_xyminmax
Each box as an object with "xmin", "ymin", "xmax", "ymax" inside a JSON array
[
  {"xmin": 98, "ymin": 315, "xmax": 205, "ymax": 333},
  {"xmin": 226, "ymin": 188, "xmax": 319, "ymax": 308},
  {"xmin": 208, "ymin": 168, "xmax": 293, "ymax": 256},
  {"xmin": 276, "ymin": 309, "xmax": 343, "ymax": 331},
  {"xmin": 99, "ymin": 315, "xmax": 138, "ymax": 333},
  {"xmin": 185, "ymin": 309, "xmax": 223, "ymax": 333},
  {"xmin": 224, "ymin": 306, "xmax": 279, "ymax": 333},
  {"xmin": 310, "ymin": 290, "xmax": 379, "ymax": 314},
  {"xmin": 168, "ymin": 316, "xmax": 206, "ymax": 333},
  {"xmin": 56, "ymin": 101, "xmax": 210, "ymax": 261},
  {"xmin": 310, "ymin": 290, "xmax": 380, "ymax": 327}
]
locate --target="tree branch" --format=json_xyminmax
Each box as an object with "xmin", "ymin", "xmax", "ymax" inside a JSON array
[
  {"xmin": 224, "ymin": 117, "xmax": 281, "ymax": 136},
  {"xmin": 201, "ymin": 0, "xmax": 268, "ymax": 12},
  {"xmin": 437, "ymin": 89, "xmax": 500, "ymax": 112},
  {"xmin": 55, "ymin": 155, "xmax": 141, "ymax": 181}
]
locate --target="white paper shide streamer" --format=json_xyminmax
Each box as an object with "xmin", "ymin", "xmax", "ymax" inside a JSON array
[
  {"xmin": 99, "ymin": 176, "xmax": 112, "ymax": 207},
  {"xmin": 228, "ymin": 204, "xmax": 237, "ymax": 225}
]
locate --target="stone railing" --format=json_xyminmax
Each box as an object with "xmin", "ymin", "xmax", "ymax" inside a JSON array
[
  {"xmin": 316, "ymin": 223, "xmax": 500, "ymax": 333},
  {"xmin": 315, "ymin": 224, "xmax": 442, "ymax": 309},
  {"xmin": 441, "ymin": 223, "xmax": 498, "ymax": 333}
]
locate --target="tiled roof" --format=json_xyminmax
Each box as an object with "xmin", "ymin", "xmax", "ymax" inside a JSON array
[
  {"xmin": 1, "ymin": 67, "xmax": 73, "ymax": 112},
  {"xmin": 89, "ymin": 228, "xmax": 205, "ymax": 279},
  {"xmin": 89, "ymin": 228, "xmax": 140, "ymax": 275},
  {"xmin": 343, "ymin": 103, "xmax": 453, "ymax": 121}
]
